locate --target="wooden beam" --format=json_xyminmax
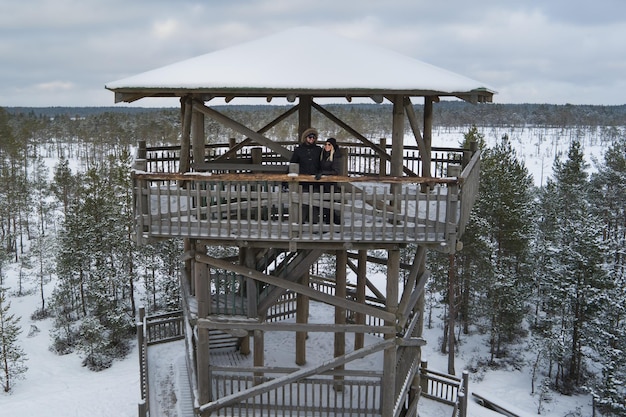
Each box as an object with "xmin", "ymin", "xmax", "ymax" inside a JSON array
[
  {"xmin": 197, "ymin": 318, "xmax": 396, "ymax": 334},
  {"xmin": 194, "ymin": 253, "xmax": 396, "ymax": 323},
  {"xmin": 213, "ymin": 105, "xmax": 298, "ymax": 161},
  {"xmin": 199, "ymin": 339, "xmax": 395, "ymax": 415},
  {"xmin": 193, "ymin": 101, "xmax": 293, "ymax": 160},
  {"xmin": 257, "ymin": 249, "xmax": 323, "ymax": 314},
  {"xmin": 397, "ymin": 246, "xmax": 426, "ymax": 322}
]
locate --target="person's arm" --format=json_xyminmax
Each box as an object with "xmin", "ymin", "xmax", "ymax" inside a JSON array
[{"xmin": 290, "ymin": 147, "xmax": 300, "ymax": 164}]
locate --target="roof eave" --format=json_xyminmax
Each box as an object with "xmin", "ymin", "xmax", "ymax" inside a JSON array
[{"xmin": 109, "ymin": 87, "xmax": 495, "ymax": 104}]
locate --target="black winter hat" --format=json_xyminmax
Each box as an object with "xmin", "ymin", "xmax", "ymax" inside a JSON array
[{"xmin": 326, "ymin": 137, "xmax": 338, "ymax": 151}]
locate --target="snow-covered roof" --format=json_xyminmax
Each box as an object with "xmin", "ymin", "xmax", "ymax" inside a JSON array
[{"xmin": 106, "ymin": 27, "xmax": 495, "ymax": 103}]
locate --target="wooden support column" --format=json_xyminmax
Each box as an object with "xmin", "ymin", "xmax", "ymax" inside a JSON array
[
  {"xmin": 422, "ymin": 96, "xmax": 434, "ymax": 192},
  {"xmin": 410, "ymin": 246, "xmax": 427, "ymax": 407},
  {"xmin": 390, "ymin": 95, "xmax": 404, "ymax": 196},
  {"xmin": 191, "ymin": 106, "xmax": 205, "ymax": 166},
  {"xmin": 334, "ymin": 250, "xmax": 347, "ymax": 390},
  {"xmin": 179, "ymin": 97, "xmax": 192, "ymax": 175},
  {"xmin": 296, "ymin": 269, "xmax": 310, "ymax": 366},
  {"xmin": 354, "ymin": 250, "xmax": 367, "ymax": 350},
  {"xmin": 194, "ymin": 242, "xmax": 211, "ymax": 403},
  {"xmin": 240, "ymin": 248, "xmax": 255, "ymax": 355},
  {"xmin": 298, "ymin": 95, "xmax": 313, "ymax": 137},
  {"xmin": 382, "ymin": 248, "xmax": 399, "ymax": 417},
  {"xmin": 253, "ymin": 329, "xmax": 264, "ymax": 385}
]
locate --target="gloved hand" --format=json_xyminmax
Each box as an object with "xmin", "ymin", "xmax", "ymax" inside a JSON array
[{"xmin": 315, "ymin": 173, "xmax": 322, "ymax": 180}]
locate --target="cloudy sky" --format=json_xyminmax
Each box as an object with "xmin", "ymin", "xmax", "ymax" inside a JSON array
[{"xmin": 1, "ymin": 0, "xmax": 625, "ymax": 107}]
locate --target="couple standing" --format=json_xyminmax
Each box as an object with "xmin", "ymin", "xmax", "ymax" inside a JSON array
[{"xmin": 290, "ymin": 128, "xmax": 342, "ymax": 225}]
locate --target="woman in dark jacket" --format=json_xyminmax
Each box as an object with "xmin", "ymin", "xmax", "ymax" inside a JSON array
[
  {"xmin": 319, "ymin": 138, "xmax": 342, "ymax": 225},
  {"xmin": 319, "ymin": 137, "xmax": 341, "ymax": 176}
]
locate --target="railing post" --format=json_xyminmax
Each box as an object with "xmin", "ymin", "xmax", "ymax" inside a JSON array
[
  {"xmin": 420, "ymin": 360, "xmax": 429, "ymax": 396},
  {"xmin": 379, "ymin": 138, "xmax": 387, "ymax": 176},
  {"xmin": 138, "ymin": 400, "xmax": 147, "ymax": 417},
  {"xmin": 461, "ymin": 370, "xmax": 469, "ymax": 417},
  {"xmin": 251, "ymin": 147, "xmax": 263, "ymax": 165},
  {"xmin": 137, "ymin": 321, "xmax": 144, "ymax": 395}
]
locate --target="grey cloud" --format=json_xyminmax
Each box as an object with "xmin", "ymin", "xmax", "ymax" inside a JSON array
[{"xmin": 0, "ymin": 0, "xmax": 624, "ymax": 106}]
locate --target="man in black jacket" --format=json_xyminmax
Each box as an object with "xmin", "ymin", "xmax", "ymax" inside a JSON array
[
  {"xmin": 290, "ymin": 128, "xmax": 322, "ymax": 223},
  {"xmin": 290, "ymin": 127, "xmax": 322, "ymax": 174}
]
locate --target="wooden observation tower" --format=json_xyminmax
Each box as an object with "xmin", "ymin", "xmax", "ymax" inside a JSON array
[{"xmin": 106, "ymin": 28, "xmax": 494, "ymax": 417}]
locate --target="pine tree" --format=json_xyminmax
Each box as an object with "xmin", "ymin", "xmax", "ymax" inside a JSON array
[
  {"xmin": 0, "ymin": 286, "xmax": 28, "ymax": 392},
  {"xmin": 51, "ymin": 154, "xmax": 136, "ymax": 366},
  {"xmin": 587, "ymin": 138, "xmax": 626, "ymax": 413},
  {"xmin": 460, "ymin": 133, "xmax": 534, "ymax": 362},
  {"xmin": 539, "ymin": 140, "xmax": 612, "ymax": 394}
]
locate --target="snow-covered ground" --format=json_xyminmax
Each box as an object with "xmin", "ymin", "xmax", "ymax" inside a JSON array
[
  {"xmin": 0, "ymin": 267, "xmax": 594, "ymax": 417},
  {"xmin": 1, "ymin": 125, "xmax": 616, "ymax": 416}
]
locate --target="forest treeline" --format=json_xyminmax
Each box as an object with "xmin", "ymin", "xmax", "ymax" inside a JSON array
[
  {"xmin": 4, "ymin": 102, "xmax": 626, "ymax": 148},
  {"xmin": 0, "ymin": 106, "xmax": 625, "ymax": 415}
]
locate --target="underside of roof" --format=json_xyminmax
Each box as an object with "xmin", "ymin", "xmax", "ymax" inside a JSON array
[{"xmin": 105, "ymin": 27, "xmax": 495, "ymax": 104}]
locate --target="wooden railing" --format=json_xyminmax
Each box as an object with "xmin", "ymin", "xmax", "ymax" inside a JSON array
[
  {"xmin": 140, "ymin": 142, "xmax": 465, "ymax": 179},
  {"xmin": 419, "ymin": 361, "xmax": 469, "ymax": 417},
  {"xmin": 132, "ymin": 141, "xmax": 480, "ymax": 249},
  {"xmin": 144, "ymin": 310, "xmax": 185, "ymax": 345},
  {"xmin": 132, "ymin": 173, "xmax": 463, "ymax": 247}
]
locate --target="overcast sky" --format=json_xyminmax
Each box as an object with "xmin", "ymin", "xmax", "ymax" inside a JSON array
[{"xmin": 1, "ymin": 0, "xmax": 625, "ymax": 108}]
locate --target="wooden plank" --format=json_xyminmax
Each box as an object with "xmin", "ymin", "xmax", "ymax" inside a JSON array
[
  {"xmin": 199, "ymin": 339, "xmax": 394, "ymax": 414},
  {"xmin": 194, "ymin": 253, "xmax": 396, "ymax": 323}
]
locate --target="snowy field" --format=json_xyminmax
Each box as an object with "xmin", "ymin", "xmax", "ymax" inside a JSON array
[{"xmin": 1, "ymin": 125, "xmax": 618, "ymax": 416}]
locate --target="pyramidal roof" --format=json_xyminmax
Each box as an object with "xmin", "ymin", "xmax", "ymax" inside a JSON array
[{"xmin": 106, "ymin": 27, "xmax": 495, "ymax": 103}]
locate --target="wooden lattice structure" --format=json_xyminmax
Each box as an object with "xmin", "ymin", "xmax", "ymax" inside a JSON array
[{"xmin": 107, "ymin": 27, "xmax": 494, "ymax": 417}]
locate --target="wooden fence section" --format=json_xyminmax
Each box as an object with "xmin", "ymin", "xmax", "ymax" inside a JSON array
[
  {"xmin": 144, "ymin": 310, "xmax": 185, "ymax": 345},
  {"xmin": 132, "ymin": 174, "xmax": 462, "ymax": 247},
  {"xmin": 209, "ymin": 368, "xmax": 383, "ymax": 417}
]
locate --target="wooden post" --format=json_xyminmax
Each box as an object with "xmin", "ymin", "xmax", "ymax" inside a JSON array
[
  {"xmin": 136, "ymin": 140, "xmax": 147, "ymax": 159},
  {"xmin": 253, "ymin": 329, "xmax": 264, "ymax": 384},
  {"xmin": 461, "ymin": 370, "xmax": 469, "ymax": 417},
  {"xmin": 242, "ymin": 248, "xmax": 257, "ymax": 356},
  {"xmin": 421, "ymin": 96, "xmax": 434, "ymax": 192},
  {"xmin": 138, "ymin": 400, "xmax": 147, "ymax": 417},
  {"xmin": 379, "ymin": 138, "xmax": 387, "ymax": 176},
  {"xmin": 298, "ymin": 95, "xmax": 313, "ymax": 138},
  {"xmin": 354, "ymin": 250, "xmax": 367, "ymax": 350},
  {"xmin": 191, "ymin": 107, "xmax": 205, "ymax": 166},
  {"xmin": 194, "ymin": 244, "xmax": 211, "ymax": 403},
  {"xmin": 420, "ymin": 360, "xmax": 429, "ymax": 397},
  {"xmin": 334, "ymin": 250, "xmax": 347, "ymax": 390},
  {"xmin": 390, "ymin": 96, "xmax": 404, "ymax": 197},
  {"xmin": 136, "ymin": 320, "xmax": 146, "ymax": 399},
  {"xmin": 179, "ymin": 97, "xmax": 192, "ymax": 175},
  {"xmin": 382, "ymin": 248, "xmax": 399, "ymax": 417},
  {"xmin": 296, "ymin": 272, "xmax": 309, "ymax": 366},
  {"xmin": 251, "ymin": 147, "xmax": 263, "ymax": 165},
  {"xmin": 448, "ymin": 252, "xmax": 456, "ymax": 375}
]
